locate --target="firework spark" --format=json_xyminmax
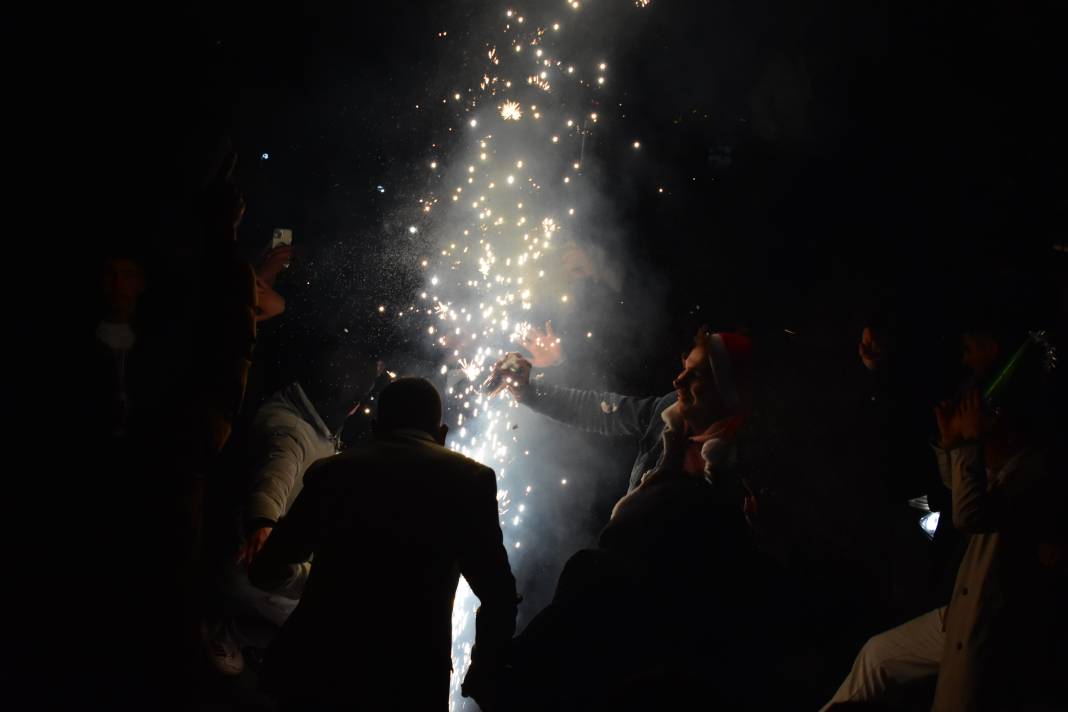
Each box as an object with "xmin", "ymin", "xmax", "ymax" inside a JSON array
[
  {"xmin": 500, "ymin": 100, "xmax": 523, "ymax": 120},
  {"xmin": 377, "ymin": 2, "xmax": 645, "ymax": 708}
]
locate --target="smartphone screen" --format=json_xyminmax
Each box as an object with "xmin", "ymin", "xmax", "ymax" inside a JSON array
[{"xmin": 271, "ymin": 228, "xmax": 293, "ymax": 249}]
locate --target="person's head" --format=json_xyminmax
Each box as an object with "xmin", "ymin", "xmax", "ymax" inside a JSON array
[
  {"xmin": 859, "ymin": 312, "xmax": 890, "ymax": 371},
  {"xmin": 374, "ymin": 377, "xmax": 447, "ymax": 444},
  {"xmin": 961, "ymin": 330, "xmax": 1003, "ymax": 379},
  {"xmin": 101, "ymin": 254, "xmax": 146, "ymax": 321},
  {"xmin": 673, "ymin": 328, "xmax": 752, "ymax": 431}
]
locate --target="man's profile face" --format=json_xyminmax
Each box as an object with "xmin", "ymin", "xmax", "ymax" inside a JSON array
[{"xmin": 673, "ymin": 340, "xmax": 724, "ymax": 429}]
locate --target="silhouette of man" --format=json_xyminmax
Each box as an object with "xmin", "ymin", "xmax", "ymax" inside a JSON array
[{"xmin": 250, "ymin": 377, "xmax": 517, "ymax": 711}]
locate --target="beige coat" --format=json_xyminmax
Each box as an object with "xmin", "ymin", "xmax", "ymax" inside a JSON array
[{"xmin": 931, "ymin": 442, "xmax": 1052, "ymax": 711}]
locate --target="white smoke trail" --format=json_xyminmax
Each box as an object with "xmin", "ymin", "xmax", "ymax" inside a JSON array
[{"xmin": 375, "ymin": 2, "xmax": 652, "ymax": 708}]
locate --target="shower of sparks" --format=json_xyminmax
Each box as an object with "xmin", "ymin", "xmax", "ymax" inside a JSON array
[
  {"xmin": 374, "ymin": 2, "xmax": 654, "ymax": 709},
  {"xmin": 500, "ymin": 100, "xmax": 523, "ymax": 120}
]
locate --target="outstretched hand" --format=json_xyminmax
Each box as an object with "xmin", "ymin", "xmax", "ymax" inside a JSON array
[
  {"xmin": 236, "ymin": 526, "xmax": 273, "ymax": 566},
  {"xmin": 482, "ymin": 352, "xmax": 533, "ymax": 401},
  {"xmin": 517, "ymin": 320, "xmax": 563, "ymax": 368}
]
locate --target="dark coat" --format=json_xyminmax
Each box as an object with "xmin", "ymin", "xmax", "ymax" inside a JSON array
[
  {"xmin": 525, "ymin": 383, "xmax": 677, "ymax": 491},
  {"xmin": 250, "ymin": 429, "xmax": 517, "ymax": 710}
]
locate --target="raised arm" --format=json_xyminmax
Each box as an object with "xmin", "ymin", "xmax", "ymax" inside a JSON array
[
  {"xmin": 485, "ymin": 352, "xmax": 665, "ymax": 439},
  {"xmin": 247, "ymin": 462, "xmax": 326, "ymax": 597}
]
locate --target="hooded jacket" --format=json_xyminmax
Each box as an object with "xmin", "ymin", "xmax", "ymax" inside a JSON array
[{"xmin": 244, "ymin": 382, "xmax": 338, "ymax": 531}]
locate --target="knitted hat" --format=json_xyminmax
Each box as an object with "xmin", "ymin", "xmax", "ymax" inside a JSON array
[{"xmin": 705, "ymin": 331, "xmax": 752, "ymax": 411}]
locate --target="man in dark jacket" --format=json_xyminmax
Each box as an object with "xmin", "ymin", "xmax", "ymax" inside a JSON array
[
  {"xmin": 250, "ymin": 377, "xmax": 517, "ymax": 711},
  {"xmin": 487, "ymin": 329, "xmax": 753, "ymax": 494}
]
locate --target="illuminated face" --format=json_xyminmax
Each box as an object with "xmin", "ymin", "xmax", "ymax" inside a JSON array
[
  {"xmin": 673, "ymin": 341, "xmax": 724, "ymax": 429},
  {"xmin": 859, "ymin": 327, "xmax": 885, "ymax": 371}
]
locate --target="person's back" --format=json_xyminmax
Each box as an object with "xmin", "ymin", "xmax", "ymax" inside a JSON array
[{"xmin": 250, "ymin": 378, "xmax": 516, "ymax": 711}]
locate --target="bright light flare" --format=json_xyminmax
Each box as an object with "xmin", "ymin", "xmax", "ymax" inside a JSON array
[{"xmin": 500, "ymin": 101, "xmax": 523, "ymax": 121}]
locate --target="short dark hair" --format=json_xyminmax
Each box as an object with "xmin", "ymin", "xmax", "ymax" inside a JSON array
[{"xmin": 376, "ymin": 377, "xmax": 443, "ymax": 435}]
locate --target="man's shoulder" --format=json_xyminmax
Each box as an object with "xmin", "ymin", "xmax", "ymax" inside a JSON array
[
  {"xmin": 655, "ymin": 391, "xmax": 677, "ymax": 408},
  {"xmin": 322, "ymin": 437, "xmax": 492, "ymax": 478},
  {"xmin": 409, "ymin": 440, "xmax": 494, "ymax": 480},
  {"xmin": 649, "ymin": 391, "xmax": 677, "ymax": 421}
]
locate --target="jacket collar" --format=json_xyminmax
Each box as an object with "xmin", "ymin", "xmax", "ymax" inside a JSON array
[{"xmin": 380, "ymin": 428, "xmax": 439, "ymax": 446}]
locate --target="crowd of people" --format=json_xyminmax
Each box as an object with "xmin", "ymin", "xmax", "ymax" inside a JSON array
[{"xmin": 72, "ymin": 155, "xmax": 1067, "ymax": 712}]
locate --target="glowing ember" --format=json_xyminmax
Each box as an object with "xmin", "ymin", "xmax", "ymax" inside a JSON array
[{"xmin": 500, "ymin": 100, "xmax": 523, "ymax": 121}]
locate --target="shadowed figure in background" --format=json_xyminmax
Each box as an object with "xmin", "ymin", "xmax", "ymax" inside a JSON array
[
  {"xmin": 80, "ymin": 249, "xmax": 149, "ymax": 445},
  {"xmin": 822, "ymin": 328, "xmax": 1063, "ymax": 712},
  {"xmin": 486, "ymin": 329, "xmax": 787, "ymax": 711},
  {"xmin": 249, "ymin": 377, "xmax": 518, "ymax": 711}
]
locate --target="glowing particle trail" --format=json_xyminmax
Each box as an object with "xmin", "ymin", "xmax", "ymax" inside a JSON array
[
  {"xmin": 500, "ymin": 101, "xmax": 523, "ymax": 121},
  {"xmin": 403, "ymin": 3, "xmax": 650, "ymax": 707}
]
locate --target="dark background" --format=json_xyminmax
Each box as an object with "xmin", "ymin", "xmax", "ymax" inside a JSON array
[{"xmin": 64, "ymin": 0, "xmax": 1065, "ymax": 357}]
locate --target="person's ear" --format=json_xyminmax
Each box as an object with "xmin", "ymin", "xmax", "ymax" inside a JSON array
[{"xmin": 437, "ymin": 424, "xmax": 449, "ymax": 446}]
